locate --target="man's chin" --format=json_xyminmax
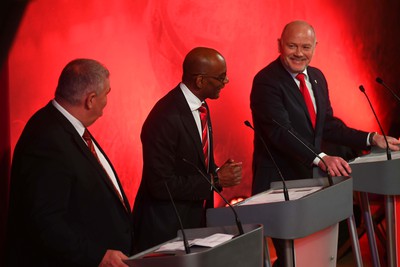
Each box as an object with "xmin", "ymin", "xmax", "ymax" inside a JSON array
[
  {"xmin": 288, "ymin": 60, "xmax": 308, "ymax": 71},
  {"xmin": 210, "ymin": 92, "xmax": 221, "ymax": 100},
  {"xmin": 289, "ymin": 65, "xmax": 306, "ymax": 73}
]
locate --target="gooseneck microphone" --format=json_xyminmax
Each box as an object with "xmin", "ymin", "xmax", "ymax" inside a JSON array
[
  {"xmin": 244, "ymin": 120, "xmax": 290, "ymax": 201},
  {"xmin": 164, "ymin": 181, "xmax": 191, "ymax": 254},
  {"xmin": 272, "ymin": 119, "xmax": 334, "ymax": 186},
  {"xmin": 181, "ymin": 158, "xmax": 244, "ymax": 236},
  {"xmin": 376, "ymin": 77, "xmax": 400, "ymax": 103},
  {"xmin": 359, "ymin": 85, "xmax": 391, "ymax": 160}
]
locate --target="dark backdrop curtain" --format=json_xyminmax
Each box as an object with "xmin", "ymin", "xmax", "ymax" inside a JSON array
[
  {"xmin": 0, "ymin": 1, "xmax": 29, "ymax": 266},
  {"xmin": 0, "ymin": 62, "xmax": 11, "ymax": 267},
  {"xmin": 335, "ymin": 0, "xmax": 400, "ymax": 137}
]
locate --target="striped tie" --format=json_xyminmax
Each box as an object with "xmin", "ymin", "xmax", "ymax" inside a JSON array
[
  {"xmin": 82, "ymin": 129, "xmax": 127, "ymax": 212},
  {"xmin": 198, "ymin": 104, "xmax": 209, "ymax": 170}
]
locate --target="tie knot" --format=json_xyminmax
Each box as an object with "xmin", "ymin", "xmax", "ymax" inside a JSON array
[
  {"xmin": 296, "ymin": 73, "xmax": 306, "ymax": 82},
  {"xmin": 198, "ymin": 104, "xmax": 207, "ymax": 114},
  {"xmin": 82, "ymin": 129, "xmax": 91, "ymax": 142}
]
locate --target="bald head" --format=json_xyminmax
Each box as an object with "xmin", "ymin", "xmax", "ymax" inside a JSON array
[
  {"xmin": 278, "ymin": 20, "xmax": 317, "ymax": 73},
  {"xmin": 181, "ymin": 47, "xmax": 228, "ymax": 101},
  {"xmin": 280, "ymin": 20, "xmax": 316, "ymax": 45},
  {"xmin": 182, "ymin": 47, "xmax": 225, "ymax": 81}
]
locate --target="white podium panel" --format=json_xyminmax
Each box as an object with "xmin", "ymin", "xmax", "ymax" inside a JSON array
[
  {"xmin": 350, "ymin": 149, "xmax": 400, "ymax": 267},
  {"xmin": 294, "ymin": 224, "xmax": 338, "ymax": 267},
  {"xmin": 207, "ymin": 177, "xmax": 362, "ymax": 267},
  {"xmin": 125, "ymin": 224, "xmax": 264, "ymax": 267}
]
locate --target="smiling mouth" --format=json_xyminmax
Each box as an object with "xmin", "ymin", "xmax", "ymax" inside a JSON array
[{"xmin": 291, "ymin": 57, "xmax": 305, "ymax": 63}]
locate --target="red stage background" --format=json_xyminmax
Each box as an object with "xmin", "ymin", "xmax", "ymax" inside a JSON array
[{"xmin": 1, "ymin": 1, "xmax": 400, "ymax": 257}]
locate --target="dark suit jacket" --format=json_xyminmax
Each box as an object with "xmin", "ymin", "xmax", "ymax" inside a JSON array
[
  {"xmin": 132, "ymin": 85, "xmax": 217, "ymax": 253},
  {"xmin": 6, "ymin": 102, "xmax": 134, "ymax": 267},
  {"xmin": 250, "ymin": 58, "xmax": 369, "ymax": 194}
]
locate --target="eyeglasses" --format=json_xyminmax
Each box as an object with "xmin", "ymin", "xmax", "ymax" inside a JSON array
[
  {"xmin": 204, "ymin": 75, "xmax": 228, "ymax": 83},
  {"xmin": 193, "ymin": 74, "xmax": 228, "ymax": 83}
]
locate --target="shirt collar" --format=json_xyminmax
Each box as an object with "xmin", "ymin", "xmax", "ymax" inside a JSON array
[
  {"xmin": 52, "ymin": 99, "xmax": 86, "ymax": 136},
  {"xmin": 288, "ymin": 69, "xmax": 309, "ymax": 81},
  {"xmin": 179, "ymin": 82, "xmax": 203, "ymax": 111}
]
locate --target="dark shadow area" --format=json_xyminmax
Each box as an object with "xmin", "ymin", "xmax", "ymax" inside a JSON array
[
  {"xmin": 0, "ymin": 1, "xmax": 29, "ymax": 266},
  {"xmin": 332, "ymin": 0, "xmax": 400, "ymax": 137}
]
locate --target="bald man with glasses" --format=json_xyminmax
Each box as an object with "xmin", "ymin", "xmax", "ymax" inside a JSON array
[{"xmin": 132, "ymin": 47, "xmax": 242, "ymax": 253}]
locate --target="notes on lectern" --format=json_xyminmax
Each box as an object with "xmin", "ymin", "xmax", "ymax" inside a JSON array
[
  {"xmin": 350, "ymin": 149, "xmax": 400, "ymax": 164},
  {"xmin": 155, "ymin": 233, "xmax": 234, "ymax": 252},
  {"xmin": 239, "ymin": 186, "xmax": 323, "ymax": 205}
]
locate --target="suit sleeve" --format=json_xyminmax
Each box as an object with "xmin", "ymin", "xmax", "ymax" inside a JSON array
[
  {"xmin": 17, "ymin": 138, "xmax": 106, "ymax": 266},
  {"xmin": 251, "ymin": 70, "xmax": 318, "ymax": 166},
  {"xmin": 140, "ymin": 110, "xmax": 211, "ymax": 201},
  {"xmin": 312, "ymin": 69, "xmax": 370, "ymax": 149}
]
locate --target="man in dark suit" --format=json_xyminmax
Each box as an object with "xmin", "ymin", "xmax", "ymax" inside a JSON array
[
  {"xmin": 6, "ymin": 59, "xmax": 134, "ymax": 267},
  {"xmin": 250, "ymin": 20, "xmax": 400, "ymax": 266},
  {"xmin": 132, "ymin": 47, "xmax": 242, "ymax": 253}
]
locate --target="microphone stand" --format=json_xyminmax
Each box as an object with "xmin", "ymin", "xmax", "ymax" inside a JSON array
[
  {"xmin": 376, "ymin": 77, "xmax": 400, "ymax": 103},
  {"xmin": 359, "ymin": 85, "xmax": 391, "ymax": 160},
  {"xmin": 181, "ymin": 158, "xmax": 244, "ymax": 236},
  {"xmin": 244, "ymin": 120, "xmax": 290, "ymax": 201},
  {"xmin": 164, "ymin": 181, "xmax": 191, "ymax": 254},
  {"xmin": 272, "ymin": 119, "xmax": 334, "ymax": 186}
]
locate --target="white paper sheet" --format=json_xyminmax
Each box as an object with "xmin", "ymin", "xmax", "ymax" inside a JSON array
[
  {"xmin": 155, "ymin": 233, "xmax": 234, "ymax": 252},
  {"xmin": 238, "ymin": 186, "xmax": 323, "ymax": 205},
  {"xmin": 350, "ymin": 150, "xmax": 400, "ymax": 164}
]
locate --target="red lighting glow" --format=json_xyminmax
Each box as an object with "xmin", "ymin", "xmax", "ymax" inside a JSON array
[{"xmin": 7, "ymin": 0, "xmax": 397, "ymax": 208}]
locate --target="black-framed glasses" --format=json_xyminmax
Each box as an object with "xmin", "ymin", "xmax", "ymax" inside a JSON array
[{"xmin": 193, "ymin": 73, "xmax": 228, "ymax": 83}]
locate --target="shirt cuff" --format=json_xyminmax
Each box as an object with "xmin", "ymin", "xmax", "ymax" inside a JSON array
[
  {"xmin": 313, "ymin": 152, "xmax": 327, "ymax": 165},
  {"xmin": 367, "ymin": 132, "xmax": 377, "ymax": 146}
]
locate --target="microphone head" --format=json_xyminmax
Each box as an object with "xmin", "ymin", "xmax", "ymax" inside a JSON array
[
  {"xmin": 376, "ymin": 77, "xmax": 383, "ymax": 84},
  {"xmin": 359, "ymin": 85, "xmax": 365, "ymax": 92},
  {"xmin": 244, "ymin": 120, "xmax": 256, "ymax": 130}
]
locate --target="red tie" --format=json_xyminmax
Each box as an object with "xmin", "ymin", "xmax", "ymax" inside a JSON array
[
  {"xmin": 296, "ymin": 73, "xmax": 316, "ymax": 128},
  {"xmin": 82, "ymin": 129, "xmax": 127, "ymax": 212},
  {"xmin": 198, "ymin": 104, "xmax": 209, "ymax": 170},
  {"xmin": 82, "ymin": 129, "xmax": 100, "ymax": 161}
]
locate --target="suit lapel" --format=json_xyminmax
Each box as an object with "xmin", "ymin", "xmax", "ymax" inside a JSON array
[
  {"xmin": 274, "ymin": 60, "xmax": 309, "ymax": 115},
  {"xmin": 89, "ymin": 133, "xmax": 131, "ymax": 212},
  {"xmin": 49, "ymin": 103, "xmax": 130, "ymax": 213},
  {"xmin": 174, "ymin": 88, "xmax": 208, "ymax": 170},
  {"xmin": 282, "ymin": 71, "xmax": 313, "ymax": 125},
  {"xmin": 279, "ymin": 62, "xmax": 315, "ymax": 129}
]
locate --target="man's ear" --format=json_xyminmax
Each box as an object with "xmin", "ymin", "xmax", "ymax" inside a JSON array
[
  {"xmin": 195, "ymin": 75, "xmax": 204, "ymax": 89},
  {"xmin": 277, "ymin": 38, "xmax": 282, "ymax": 53},
  {"xmin": 84, "ymin": 92, "xmax": 97, "ymax": 109}
]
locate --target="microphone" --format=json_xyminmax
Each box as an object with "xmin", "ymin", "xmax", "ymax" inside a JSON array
[
  {"xmin": 164, "ymin": 181, "xmax": 191, "ymax": 254},
  {"xmin": 244, "ymin": 120, "xmax": 290, "ymax": 201},
  {"xmin": 181, "ymin": 158, "xmax": 244, "ymax": 236},
  {"xmin": 359, "ymin": 85, "xmax": 391, "ymax": 160},
  {"xmin": 272, "ymin": 119, "xmax": 334, "ymax": 186},
  {"xmin": 376, "ymin": 77, "xmax": 400, "ymax": 103}
]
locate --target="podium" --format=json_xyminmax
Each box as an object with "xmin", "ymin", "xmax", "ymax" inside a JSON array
[
  {"xmin": 124, "ymin": 224, "xmax": 263, "ymax": 267},
  {"xmin": 207, "ymin": 176, "xmax": 363, "ymax": 267},
  {"xmin": 350, "ymin": 149, "xmax": 400, "ymax": 267}
]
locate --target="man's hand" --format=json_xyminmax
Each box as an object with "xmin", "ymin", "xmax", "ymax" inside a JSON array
[
  {"xmin": 99, "ymin": 250, "xmax": 129, "ymax": 267},
  {"xmin": 217, "ymin": 159, "xmax": 242, "ymax": 187},
  {"xmin": 372, "ymin": 133, "xmax": 400, "ymax": 151},
  {"xmin": 318, "ymin": 155, "xmax": 352, "ymax": 177}
]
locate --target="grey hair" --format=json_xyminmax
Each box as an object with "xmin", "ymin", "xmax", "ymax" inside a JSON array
[{"xmin": 55, "ymin": 58, "xmax": 109, "ymax": 105}]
